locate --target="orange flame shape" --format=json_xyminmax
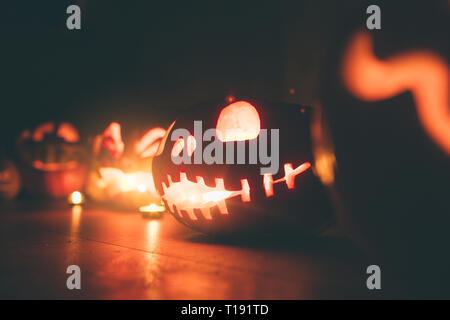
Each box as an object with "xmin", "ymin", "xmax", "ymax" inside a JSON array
[{"xmin": 342, "ymin": 32, "xmax": 450, "ymax": 155}]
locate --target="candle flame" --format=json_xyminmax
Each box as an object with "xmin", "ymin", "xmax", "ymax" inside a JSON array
[
  {"xmin": 69, "ymin": 191, "xmax": 84, "ymax": 205},
  {"xmin": 139, "ymin": 203, "xmax": 166, "ymax": 213}
]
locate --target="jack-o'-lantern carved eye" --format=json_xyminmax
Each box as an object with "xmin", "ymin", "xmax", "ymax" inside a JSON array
[
  {"xmin": 216, "ymin": 101, "xmax": 261, "ymax": 142},
  {"xmin": 171, "ymin": 135, "xmax": 196, "ymax": 158},
  {"xmin": 57, "ymin": 123, "xmax": 79, "ymax": 143},
  {"xmin": 31, "ymin": 122, "xmax": 80, "ymax": 143},
  {"xmin": 135, "ymin": 127, "xmax": 167, "ymax": 158},
  {"xmin": 32, "ymin": 122, "xmax": 55, "ymax": 142},
  {"xmin": 102, "ymin": 122, "xmax": 124, "ymax": 159}
]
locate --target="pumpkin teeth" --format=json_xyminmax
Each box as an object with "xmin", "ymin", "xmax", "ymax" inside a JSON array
[
  {"xmin": 216, "ymin": 200, "xmax": 229, "ymax": 214},
  {"xmin": 284, "ymin": 163, "xmax": 295, "ymax": 189},
  {"xmin": 176, "ymin": 206, "xmax": 183, "ymax": 218},
  {"xmin": 162, "ymin": 162, "xmax": 311, "ymax": 220},
  {"xmin": 215, "ymin": 178, "xmax": 225, "ymax": 189},
  {"xmin": 196, "ymin": 176, "xmax": 205, "ymax": 185},
  {"xmin": 271, "ymin": 162, "xmax": 311, "ymax": 193},
  {"xmin": 161, "ymin": 173, "xmax": 248, "ymax": 220},
  {"xmin": 263, "ymin": 173, "xmax": 274, "ymax": 197},
  {"xmin": 171, "ymin": 203, "xmax": 180, "ymax": 217},
  {"xmin": 183, "ymin": 208, "xmax": 198, "ymax": 220},
  {"xmin": 214, "ymin": 178, "xmax": 229, "ymax": 214},
  {"xmin": 200, "ymin": 207, "xmax": 212, "ymax": 220},
  {"xmin": 240, "ymin": 179, "xmax": 251, "ymax": 202}
]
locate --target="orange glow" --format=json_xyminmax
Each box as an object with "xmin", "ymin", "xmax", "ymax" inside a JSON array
[
  {"xmin": 284, "ymin": 164, "xmax": 295, "ymax": 189},
  {"xmin": 186, "ymin": 136, "xmax": 197, "ymax": 157},
  {"xmin": 313, "ymin": 149, "xmax": 336, "ymax": 186},
  {"xmin": 32, "ymin": 160, "xmax": 79, "ymax": 171},
  {"xmin": 154, "ymin": 121, "xmax": 176, "ymax": 157},
  {"xmin": 145, "ymin": 220, "xmax": 160, "ymax": 252},
  {"xmin": 70, "ymin": 204, "xmax": 82, "ymax": 243},
  {"xmin": 20, "ymin": 129, "xmax": 31, "ymax": 140},
  {"xmin": 69, "ymin": 191, "xmax": 84, "ymax": 205},
  {"xmin": 263, "ymin": 173, "xmax": 274, "ymax": 197},
  {"xmin": 162, "ymin": 173, "xmax": 251, "ymax": 220},
  {"xmin": 202, "ymin": 190, "xmax": 233, "ymax": 202},
  {"xmin": 139, "ymin": 203, "xmax": 166, "ymax": 213},
  {"xmin": 32, "ymin": 122, "xmax": 54, "ymax": 142},
  {"xmin": 342, "ymin": 32, "xmax": 450, "ymax": 155},
  {"xmin": 240, "ymin": 179, "xmax": 251, "ymax": 202},
  {"xmin": 121, "ymin": 175, "xmax": 137, "ymax": 191},
  {"xmin": 263, "ymin": 162, "xmax": 311, "ymax": 197},
  {"xmin": 102, "ymin": 122, "xmax": 125, "ymax": 159},
  {"xmin": 98, "ymin": 167, "xmax": 159, "ymax": 199},
  {"xmin": 137, "ymin": 184, "xmax": 147, "ymax": 192},
  {"xmin": 310, "ymin": 105, "xmax": 336, "ymax": 186},
  {"xmin": 171, "ymin": 135, "xmax": 196, "ymax": 158},
  {"xmin": 226, "ymin": 95, "xmax": 235, "ymax": 103},
  {"xmin": 56, "ymin": 123, "xmax": 79, "ymax": 143},
  {"xmin": 161, "ymin": 162, "xmax": 310, "ymax": 218},
  {"xmin": 171, "ymin": 138, "xmax": 184, "ymax": 158},
  {"xmin": 216, "ymin": 101, "xmax": 261, "ymax": 142},
  {"xmin": 135, "ymin": 127, "xmax": 167, "ymax": 158}
]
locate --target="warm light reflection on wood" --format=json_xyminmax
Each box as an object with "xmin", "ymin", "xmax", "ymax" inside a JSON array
[
  {"xmin": 146, "ymin": 220, "xmax": 160, "ymax": 252},
  {"xmin": 70, "ymin": 205, "xmax": 82, "ymax": 236}
]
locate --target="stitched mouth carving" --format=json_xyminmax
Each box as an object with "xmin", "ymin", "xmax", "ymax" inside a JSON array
[{"xmin": 162, "ymin": 161, "xmax": 311, "ymax": 221}]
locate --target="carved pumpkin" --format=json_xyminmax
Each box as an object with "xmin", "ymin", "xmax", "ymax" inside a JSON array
[
  {"xmin": 0, "ymin": 157, "xmax": 21, "ymax": 200},
  {"xmin": 86, "ymin": 122, "xmax": 164, "ymax": 212},
  {"xmin": 17, "ymin": 122, "xmax": 87, "ymax": 198},
  {"xmin": 318, "ymin": 1, "xmax": 449, "ymax": 296},
  {"xmin": 152, "ymin": 98, "xmax": 333, "ymax": 234}
]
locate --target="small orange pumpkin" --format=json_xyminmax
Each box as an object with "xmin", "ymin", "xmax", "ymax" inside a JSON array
[{"xmin": 17, "ymin": 122, "xmax": 87, "ymax": 198}]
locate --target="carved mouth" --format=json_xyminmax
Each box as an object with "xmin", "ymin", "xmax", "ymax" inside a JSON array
[{"xmin": 161, "ymin": 162, "xmax": 311, "ymax": 221}]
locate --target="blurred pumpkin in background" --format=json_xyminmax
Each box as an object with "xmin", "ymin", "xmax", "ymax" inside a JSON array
[
  {"xmin": 0, "ymin": 156, "xmax": 21, "ymax": 200},
  {"xmin": 317, "ymin": 0, "xmax": 449, "ymax": 297},
  {"xmin": 86, "ymin": 122, "xmax": 165, "ymax": 212},
  {"xmin": 17, "ymin": 122, "xmax": 87, "ymax": 198}
]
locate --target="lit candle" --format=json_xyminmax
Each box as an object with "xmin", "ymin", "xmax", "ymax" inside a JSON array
[
  {"xmin": 139, "ymin": 202, "xmax": 165, "ymax": 219},
  {"xmin": 68, "ymin": 191, "xmax": 84, "ymax": 205}
]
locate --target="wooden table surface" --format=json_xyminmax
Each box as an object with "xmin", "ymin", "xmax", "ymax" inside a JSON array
[{"xmin": 0, "ymin": 202, "xmax": 376, "ymax": 299}]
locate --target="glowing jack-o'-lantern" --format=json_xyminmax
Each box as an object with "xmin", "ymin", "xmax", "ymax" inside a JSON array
[
  {"xmin": 86, "ymin": 122, "xmax": 164, "ymax": 212},
  {"xmin": 152, "ymin": 98, "xmax": 333, "ymax": 234},
  {"xmin": 17, "ymin": 122, "xmax": 87, "ymax": 198},
  {"xmin": 318, "ymin": 1, "xmax": 450, "ymax": 296}
]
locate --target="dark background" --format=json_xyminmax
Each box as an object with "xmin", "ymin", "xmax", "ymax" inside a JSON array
[
  {"xmin": 1, "ymin": 0, "xmax": 361, "ymax": 153},
  {"xmin": 1, "ymin": 0, "xmax": 450, "ymax": 299}
]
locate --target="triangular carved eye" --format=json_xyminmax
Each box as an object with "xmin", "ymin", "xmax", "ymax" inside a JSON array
[
  {"xmin": 216, "ymin": 101, "xmax": 261, "ymax": 142},
  {"xmin": 32, "ymin": 122, "xmax": 55, "ymax": 142},
  {"xmin": 171, "ymin": 135, "xmax": 196, "ymax": 158},
  {"xmin": 32, "ymin": 122, "xmax": 79, "ymax": 143},
  {"xmin": 57, "ymin": 123, "xmax": 79, "ymax": 143}
]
